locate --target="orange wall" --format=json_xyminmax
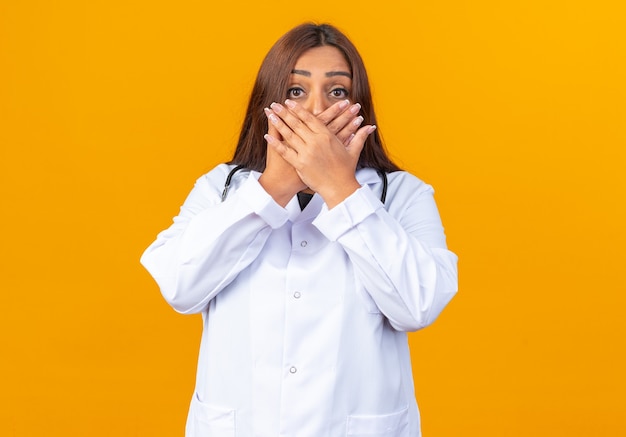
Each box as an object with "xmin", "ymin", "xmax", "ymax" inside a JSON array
[{"xmin": 1, "ymin": 1, "xmax": 624, "ymax": 435}]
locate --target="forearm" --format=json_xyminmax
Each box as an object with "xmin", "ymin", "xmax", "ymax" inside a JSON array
[
  {"xmin": 314, "ymin": 182, "xmax": 458, "ymax": 331},
  {"xmin": 141, "ymin": 169, "xmax": 289, "ymax": 314}
]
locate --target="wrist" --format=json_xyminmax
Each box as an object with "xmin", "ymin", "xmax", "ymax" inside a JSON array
[
  {"xmin": 318, "ymin": 179, "xmax": 361, "ymax": 209},
  {"xmin": 259, "ymin": 173, "xmax": 301, "ymax": 207}
]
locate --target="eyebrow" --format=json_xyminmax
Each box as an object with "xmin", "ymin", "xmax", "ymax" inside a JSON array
[{"xmin": 291, "ymin": 69, "xmax": 351, "ymax": 78}]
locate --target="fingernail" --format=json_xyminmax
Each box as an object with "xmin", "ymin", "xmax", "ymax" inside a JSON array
[
  {"xmin": 367, "ymin": 125, "xmax": 377, "ymax": 134},
  {"xmin": 353, "ymin": 116, "xmax": 364, "ymax": 127},
  {"xmin": 264, "ymin": 134, "xmax": 274, "ymax": 143},
  {"xmin": 264, "ymin": 107, "xmax": 278, "ymax": 124},
  {"xmin": 270, "ymin": 102, "xmax": 283, "ymax": 113},
  {"xmin": 339, "ymin": 99, "xmax": 350, "ymax": 109},
  {"xmin": 284, "ymin": 99, "xmax": 296, "ymax": 109},
  {"xmin": 345, "ymin": 133, "xmax": 355, "ymax": 145},
  {"xmin": 350, "ymin": 103, "xmax": 361, "ymax": 114}
]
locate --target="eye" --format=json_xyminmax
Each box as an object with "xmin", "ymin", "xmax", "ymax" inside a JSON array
[
  {"xmin": 287, "ymin": 87, "xmax": 305, "ymax": 98},
  {"xmin": 330, "ymin": 88, "xmax": 349, "ymax": 99}
]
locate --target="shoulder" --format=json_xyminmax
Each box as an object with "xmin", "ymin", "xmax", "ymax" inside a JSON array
[
  {"xmin": 174, "ymin": 164, "xmax": 253, "ymax": 208},
  {"xmin": 355, "ymin": 168, "xmax": 435, "ymax": 202},
  {"xmin": 387, "ymin": 170, "xmax": 434, "ymax": 196},
  {"xmin": 195, "ymin": 163, "xmax": 242, "ymax": 186},
  {"xmin": 383, "ymin": 171, "xmax": 439, "ymax": 220},
  {"xmin": 193, "ymin": 164, "xmax": 254, "ymax": 194}
]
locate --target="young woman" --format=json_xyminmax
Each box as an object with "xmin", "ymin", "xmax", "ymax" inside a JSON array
[{"xmin": 141, "ymin": 23, "xmax": 458, "ymax": 437}]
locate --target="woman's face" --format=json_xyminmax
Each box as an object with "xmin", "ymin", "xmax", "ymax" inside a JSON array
[{"xmin": 287, "ymin": 46, "xmax": 352, "ymax": 116}]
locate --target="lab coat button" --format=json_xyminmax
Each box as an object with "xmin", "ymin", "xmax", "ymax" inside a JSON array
[
  {"xmin": 293, "ymin": 291, "xmax": 301, "ymax": 299},
  {"xmin": 300, "ymin": 240, "xmax": 307, "ymax": 247},
  {"xmin": 289, "ymin": 366, "xmax": 297, "ymax": 374}
]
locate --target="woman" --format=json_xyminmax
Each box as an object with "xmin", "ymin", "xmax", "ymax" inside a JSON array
[{"xmin": 141, "ymin": 23, "xmax": 458, "ymax": 437}]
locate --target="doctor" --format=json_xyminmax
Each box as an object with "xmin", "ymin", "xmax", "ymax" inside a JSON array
[{"xmin": 141, "ymin": 23, "xmax": 458, "ymax": 437}]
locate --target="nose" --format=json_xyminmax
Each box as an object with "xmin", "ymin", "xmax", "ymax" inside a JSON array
[{"xmin": 303, "ymin": 90, "xmax": 329, "ymax": 116}]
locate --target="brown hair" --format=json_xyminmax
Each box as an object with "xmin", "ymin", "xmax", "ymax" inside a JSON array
[{"xmin": 229, "ymin": 23, "xmax": 400, "ymax": 173}]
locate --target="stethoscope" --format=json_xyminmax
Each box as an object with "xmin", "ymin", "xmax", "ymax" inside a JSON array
[{"xmin": 221, "ymin": 165, "xmax": 388, "ymax": 204}]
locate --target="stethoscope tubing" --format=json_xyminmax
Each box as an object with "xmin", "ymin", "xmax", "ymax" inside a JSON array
[{"xmin": 221, "ymin": 165, "xmax": 388, "ymax": 204}]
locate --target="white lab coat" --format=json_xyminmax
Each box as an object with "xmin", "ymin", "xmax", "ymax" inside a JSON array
[{"xmin": 141, "ymin": 164, "xmax": 458, "ymax": 437}]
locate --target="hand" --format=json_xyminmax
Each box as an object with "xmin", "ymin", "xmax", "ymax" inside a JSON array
[
  {"xmin": 258, "ymin": 119, "xmax": 307, "ymax": 207},
  {"xmin": 316, "ymin": 99, "xmax": 365, "ymax": 145},
  {"xmin": 264, "ymin": 99, "xmax": 377, "ymax": 208}
]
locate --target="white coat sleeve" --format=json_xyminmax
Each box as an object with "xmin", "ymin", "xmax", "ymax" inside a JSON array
[
  {"xmin": 140, "ymin": 167, "xmax": 289, "ymax": 314},
  {"xmin": 312, "ymin": 172, "xmax": 458, "ymax": 332}
]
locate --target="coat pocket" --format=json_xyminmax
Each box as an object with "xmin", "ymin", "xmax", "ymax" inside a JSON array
[
  {"xmin": 346, "ymin": 406, "xmax": 409, "ymax": 437},
  {"xmin": 186, "ymin": 393, "xmax": 236, "ymax": 437}
]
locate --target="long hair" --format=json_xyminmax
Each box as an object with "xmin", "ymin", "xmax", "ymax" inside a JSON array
[{"xmin": 229, "ymin": 23, "xmax": 400, "ymax": 173}]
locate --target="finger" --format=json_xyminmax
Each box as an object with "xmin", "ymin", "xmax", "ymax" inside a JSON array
[
  {"xmin": 327, "ymin": 103, "xmax": 362, "ymax": 137},
  {"xmin": 267, "ymin": 115, "xmax": 283, "ymax": 141},
  {"xmin": 346, "ymin": 125, "xmax": 377, "ymax": 158},
  {"xmin": 280, "ymin": 100, "xmax": 326, "ymax": 134},
  {"xmin": 339, "ymin": 115, "xmax": 364, "ymax": 145},
  {"xmin": 265, "ymin": 107, "xmax": 305, "ymax": 150},
  {"xmin": 316, "ymin": 99, "xmax": 351, "ymax": 126},
  {"xmin": 264, "ymin": 133, "xmax": 299, "ymax": 167}
]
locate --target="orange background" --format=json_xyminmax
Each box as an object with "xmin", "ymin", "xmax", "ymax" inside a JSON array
[{"xmin": 1, "ymin": 1, "xmax": 625, "ymax": 435}]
